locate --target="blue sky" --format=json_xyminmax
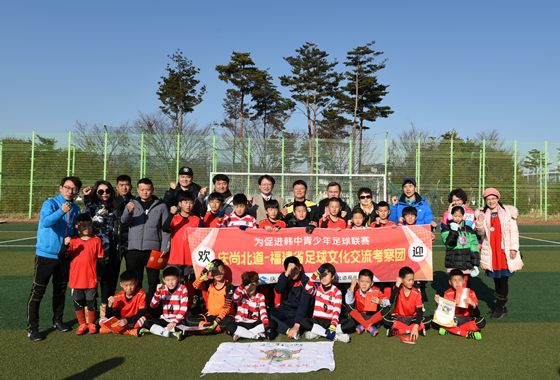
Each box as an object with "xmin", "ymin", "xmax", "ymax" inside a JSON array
[{"xmin": 1, "ymin": 0, "xmax": 558, "ymax": 144}]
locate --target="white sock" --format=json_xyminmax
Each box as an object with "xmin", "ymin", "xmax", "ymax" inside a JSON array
[
  {"xmin": 311, "ymin": 324, "xmax": 327, "ymax": 337},
  {"xmin": 249, "ymin": 324, "xmax": 265, "ymax": 335},
  {"xmin": 150, "ymin": 324, "xmax": 170, "ymax": 338},
  {"xmin": 336, "ymin": 325, "xmax": 343, "ymax": 334},
  {"xmin": 234, "ymin": 326, "xmax": 256, "ymax": 339}
]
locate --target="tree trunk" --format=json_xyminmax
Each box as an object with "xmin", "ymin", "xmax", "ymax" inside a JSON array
[
  {"xmin": 358, "ymin": 118, "xmax": 364, "ymax": 173},
  {"xmin": 240, "ymin": 92, "xmax": 245, "ymax": 171}
]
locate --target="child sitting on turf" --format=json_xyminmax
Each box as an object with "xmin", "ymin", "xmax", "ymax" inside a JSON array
[
  {"xmin": 370, "ymin": 201, "xmax": 397, "ymax": 228},
  {"xmin": 285, "ymin": 201, "xmax": 317, "ymax": 234},
  {"xmin": 226, "ymin": 271, "xmax": 278, "ymax": 341},
  {"xmin": 99, "ymin": 270, "xmax": 148, "ymax": 336},
  {"xmin": 140, "ymin": 267, "xmax": 189, "ymax": 340},
  {"xmin": 347, "ymin": 208, "xmax": 371, "ymax": 229},
  {"xmin": 187, "ymin": 259, "xmax": 235, "ymax": 334},
  {"xmin": 346, "ymin": 269, "xmax": 391, "ymax": 337},
  {"xmin": 320, "ymin": 198, "xmax": 347, "ymax": 231},
  {"xmin": 58, "ymin": 214, "xmax": 104, "ymax": 335},
  {"xmin": 434, "ymin": 269, "xmax": 486, "ymax": 340},
  {"xmin": 202, "ymin": 192, "xmax": 226, "ymax": 228},
  {"xmin": 383, "ymin": 266, "xmax": 432, "ymax": 341},
  {"xmin": 259, "ymin": 199, "xmax": 286, "ymax": 231},
  {"xmin": 441, "ymin": 205, "xmax": 480, "ymax": 288},
  {"xmin": 300, "ymin": 263, "xmax": 353, "ymax": 343},
  {"xmin": 218, "ymin": 194, "xmax": 257, "ymax": 230}
]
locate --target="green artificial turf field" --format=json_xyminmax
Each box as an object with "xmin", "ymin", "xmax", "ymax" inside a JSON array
[{"xmin": 1, "ymin": 223, "xmax": 559, "ymax": 379}]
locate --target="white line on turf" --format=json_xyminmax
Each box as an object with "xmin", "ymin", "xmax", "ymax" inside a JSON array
[
  {"xmin": 519, "ymin": 236, "xmax": 560, "ymax": 245},
  {"xmin": 0, "ymin": 237, "xmax": 37, "ymax": 244},
  {"xmin": 0, "ymin": 245, "xmax": 37, "ymax": 247}
]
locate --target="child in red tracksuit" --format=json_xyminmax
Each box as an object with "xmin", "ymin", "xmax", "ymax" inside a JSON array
[
  {"xmin": 202, "ymin": 192, "xmax": 226, "ymax": 228},
  {"xmin": 300, "ymin": 263, "xmax": 353, "ymax": 342},
  {"xmin": 259, "ymin": 199, "xmax": 286, "ymax": 231},
  {"xmin": 370, "ymin": 201, "xmax": 397, "ymax": 228},
  {"xmin": 99, "ymin": 270, "xmax": 148, "ymax": 337},
  {"xmin": 225, "ymin": 271, "xmax": 278, "ymax": 340},
  {"xmin": 434, "ymin": 269, "xmax": 486, "ymax": 340},
  {"xmin": 58, "ymin": 214, "xmax": 104, "ymax": 335},
  {"xmin": 320, "ymin": 198, "xmax": 347, "ymax": 231},
  {"xmin": 383, "ymin": 266, "xmax": 432, "ymax": 341},
  {"xmin": 346, "ymin": 269, "xmax": 391, "ymax": 337}
]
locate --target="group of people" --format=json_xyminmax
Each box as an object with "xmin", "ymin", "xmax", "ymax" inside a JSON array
[{"xmin": 26, "ymin": 167, "xmax": 523, "ymax": 344}]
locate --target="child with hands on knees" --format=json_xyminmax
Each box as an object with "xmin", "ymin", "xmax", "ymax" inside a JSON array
[{"xmin": 226, "ymin": 271, "xmax": 278, "ymax": 341}]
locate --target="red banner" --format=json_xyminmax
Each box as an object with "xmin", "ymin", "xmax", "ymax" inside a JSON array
[{"xmin": 188, "ymin": 226, "xmax": 433, "ymax": 284}]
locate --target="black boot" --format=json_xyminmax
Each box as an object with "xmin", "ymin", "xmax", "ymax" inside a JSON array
[
  {"xmin": 487, "ymin": 292, "xmax": 498, "ymax": 316},
  {"xmin": 491, "ymin": 295, "xmax": 508, "ymax": 320}
]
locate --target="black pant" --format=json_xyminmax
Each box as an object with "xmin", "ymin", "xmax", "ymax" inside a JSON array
[
  {"xmin": 269, "ymin": 307, "xmax": 298, "ymax": 334},
  {"xmin": 186, "ymin": 314, "xmax": 234, "ymax": 333},
  {"xmin": 100, "ymin": 259, "xmax": 121, "ymax": 305},
  {"xmin": 382, "ymin": 314, "xmax": 432, "ymax": 329},
  {"xmin": 300, "ymin": 317, "xmax": 355, "ymax": 334},
  {"xmin": 27, "ymin": 256, "xmax": 70, "ymax": 331},
  {"xmin": 126, "ymin": 250, "xmax": 160, "ymax": 304},
  {"xmin": 494, "ymin": 277, "xmax": 509, "ymax": 297},
  {"xmin": 144, "ymin": 317, "xmax": 186, "ymax": 330}
]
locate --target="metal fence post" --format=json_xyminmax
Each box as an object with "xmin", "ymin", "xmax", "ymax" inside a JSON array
[
  {"xmin": 103, "ymin": 125, "xmax": 108, "ymax": 181},
  {"xmin": 0, "ymin": 141, "xmax": 3, "ymax": 213},
  {"xmin": 545, "ymin": 141, "xmax": 548, "ymax": 221},
  {"xmin": 67, "ymin": 131, "xmax": 72, "ymax": 176},
  {"xmin": 281, "ymin": 131, "xmax": 285, "ymax": 199},
  {"xmin": 450, "ymin": 131, "xmax": 455, "ymax": 191},
  {"xmin": 315, "ymin": 137, "xmax": 319, "ymax": 200},
  {"xmin": 72, "ymin": 144, "xmax": 76, "ymax": 176},
  {"xmin": 176, "ymin": 126, "xmax": 180, "ymax": 183},
  {"xmin": 514, "ymin": 140, "xmax": 517, "ymax": 207},
  {"xmin": 29, "ymin": 131, "xmax": 36, "ymax": 219},
  {"xmin": 539, "ymin": 152, "xmax": 543, "ymax": 216},
  {"xmin": 417, "ymin": 131, "xmax": 422, "ymax": 192},
  {"xmin": 212, "ymin": 126, "xmax": 217, "ymax": 172},
  {"xmin": 478, "ymin": 150, "xmax": 482, "ymax": 207}
]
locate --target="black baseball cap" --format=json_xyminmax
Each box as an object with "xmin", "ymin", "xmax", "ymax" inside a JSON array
[{"xmin": 179, "ymin": 167, "xmax": 193, "ymax": 176}]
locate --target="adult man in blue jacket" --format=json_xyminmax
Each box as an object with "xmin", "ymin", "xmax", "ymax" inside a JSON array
[
  {"xmin": 389, "ymin": 177, "xmax": 437, "ymax": 229},
  {"xmin": 27, "ymin": 177, "xmax": 82, "ymax": 341}
]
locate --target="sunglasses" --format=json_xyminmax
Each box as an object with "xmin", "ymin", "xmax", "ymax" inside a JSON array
[
  {"xmin": 97, "ymin": 189, "xmax": 110, "ymax": 196},
  {"xmin": 359, "ymin": 195, "xmax": 372, "ymax": 199}
]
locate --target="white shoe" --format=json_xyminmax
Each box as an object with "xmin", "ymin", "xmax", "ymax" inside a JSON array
[
  {"xmin": 334, "ymin": 333, "xmax": 351, "ymax": 343},
  {"xmin": 233, "ymin": 334, "xmax": 240, "ymax": 341},
  {"xmin": 305, "ymin": 331, "xmax": 320, "ymax": 340}
]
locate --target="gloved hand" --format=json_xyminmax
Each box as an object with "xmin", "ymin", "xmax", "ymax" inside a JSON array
[
  {"xmin": 305, "ymin": 224, "xmax": 315, "ymax": 234},
  {"xmin": 239, "ymin": 225, "xmax": 247, "ymax": 231},
  {"xmin": 203, "ymin": 320, "xmax": 218, "ymax": 333},
  {"xmin": 471, "ymin": 266, "xmax": 480, "ymax": 277},
  {"xmin": 241, "ymin": 278, "xmax": 252, "ymax": 288},
  {"xmin": 450, "ymin": 222, "xmax": 459, "ymax": 231},
  {"xmin": 314, "ymin": 266, "xmax": 326, "ymax": 277},
  {"xmin": 325, "ymin": 324, "xmax": 337, "ymax": 340},
  {"xmin": 200, "ymin": 262, "xmax": 215, "ymax": 280},
  {"xmin": 218, "ymin": 210, "xmax": 225, "ymax": 219},
  {"xmin": 264, "ymin": 325, "xmax": 275, "ymax": 340}
]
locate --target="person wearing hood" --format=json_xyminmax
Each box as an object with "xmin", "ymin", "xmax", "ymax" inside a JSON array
[
  {"xmin": 389, "ymin": 178, "xmax": 437, "ymax": 229},
  {"xmin": 164, "ymin": 166, "xmax": 205, "ymax": 216},
  {"xmin": 122, "ymin": 178, "xmax": 171, "ymax": 305},
  {"xmin": 475, "ymin": 188, "xmax": 523, "ymax": 321}
]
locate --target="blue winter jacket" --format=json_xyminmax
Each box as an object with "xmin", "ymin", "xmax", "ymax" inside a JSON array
[
  {"xmin": 389, "ymin": 193, "xmax": 435, "ymax": 225},
  {"xmin": 36, "ymin": 194, "xmax": 81, "ymax": 259}
]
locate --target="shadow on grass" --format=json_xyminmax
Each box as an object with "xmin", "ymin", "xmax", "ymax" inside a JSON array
[
  {"xmin": 42, "ymin": 317, "xmax": 79, "ymax": 339},
  {"xmin": 62, "ymin": 357, "xmax": 125, "ymax": 380},
  {"xmin": 430, "ymin": 271, "xmax": 496, "ymax": 310}
]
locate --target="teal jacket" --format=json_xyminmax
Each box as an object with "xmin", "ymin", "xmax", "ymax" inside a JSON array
[{"xmin": 36, "ymin": 194, "xmax": 81, "ymax": 259}]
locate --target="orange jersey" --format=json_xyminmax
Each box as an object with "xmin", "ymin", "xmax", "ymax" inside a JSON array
[
  {"xmin": 168, "ymin": 214, "xmax": 200, "ymax": 265},
  {"xmin": 444, "ymin": 287, "xmax": 478, "ymax": 318},
  {"xmin": 66, "ymin": 237, "xmax": 104, "ymax": 289},
  {"xmin": 259, "ymin": 219, "xmax": 287, "ymax": 229},
  {"xmin": 392, "ymin": 287, "xmax": 423, "ymax": 318},
  {"xmin": 111, "ymin": 287, "xmax": 147, "ymax": 319},
  {"xmin": 354, "ymin": 286, "xmax": 387, "ymax": 313},
  {"xmin": 203, "ymin": 212, "xmax": 223, "ymax": 228}
]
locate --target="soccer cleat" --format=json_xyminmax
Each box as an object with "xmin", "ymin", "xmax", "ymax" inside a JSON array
[
  {"xmin": 386, "ymin": 328, "xmax": 399, "ymax": 337},
  {"xmin": 419, "ymin": 328, "xmax": 426, "ymax": 336},
  {"xmin": 27, "ymin": 330, "xmax": 43, "ymax": 342},
  {"xmin": 88, "ymin": 323, "xmax": 98, "ymax": 334},
  {"xmin": 466, "ymin": 331, "xmax": 482, "ymax": 341},
  {"xmin": 99, "ymin": 327, "xmax": 111, "ymax": 334},
  {"xmin": 439, "ymin": 328, "xmax": 451, "ymax": 336},
  {"xmin": 334, "ymin": 333, "xmax": 351, "ymax": 343},
  {"xmin": 76, "ymin": 324, "xmax": 89, "ymax": 335},
  {"xmin": 257, "ymin": 333, "xmax": 266, "ymax": 340},
  {"xmin": 124, "ymin": 328, "xmax": 139, "ymax": 337},
  {"xmin": 356, "ymin": 324, "xmax": 365, "ymax": 335},
  {"xmin": 172, "ymin": 330, "xmax": 188, "ymax": 341},
  {"xmin": 304, "ymin": 331, "xmax": 320, "ymax": 340},
  {"xmin": 294, "ymin": 332, "xmax": 302, "ymax": 340},
  {"xmin": 138, "ymin": 328, "xmax": 150, "ymax": 337},
  {"xmin": 52, "ymin": 321, "xmax": 71, "ymax": 332},
  {"xmin": 366, "ymin": 325, "xmax": 378, "ymax": 337},
  {"xmin": 233, "ymin": 334, "xmax": 241, "ymax": 341}
]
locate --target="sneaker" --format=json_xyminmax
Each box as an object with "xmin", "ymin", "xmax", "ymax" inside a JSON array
[
  {"xmin": 27, "ymin": 330, "xmax": 43, "ymax": 342},
  {"xmin": 76, "ymin": 324, "xmax": 88, "ymax": 335},
  {"xmin": 99, "ymin": 327, "xmax": 111, "ymax": 334},
  {"xmin": 334, "ymin": 333, "xmax": 351, "ymax": 343},
  {"xmin": 293, "ymin": 332, "xmax": 301, "ymax": 340},
  {"xmin": 257, "ymin": 333, "xmax": 266, "ymax": 340},
  {"xmin": 304, "ymin": 331, "xmax": 320, "ymax": 340},
  {"xmin": 138, "ymin": 328, "xmax": 150, "ymax": 337},
  {"xmin": 386, "ymin": 328, "xmax": 399, "ymax": 337},
  {"xmin": 356, "ymin": 324, "xmax": 365, "ymax": 335},
  {"xmin": 88, "ymin": 324, "xmax": 98, "ymax": 334},
  {"xmin": 124, "ymin": 329, "xmax": 138, "ymax": 337},
  {"xmin": 419, "ymin": 328, "xmax": 426, "ymax": 336},
  {"xmin": 439, "ymin": 328, "xmax": 451, "ymax": 336},
  {"xmin": 172, "ymin": 330, "xmax": 188, "ymax": 341},
  {"xmin": 233, "ymin": 334, "xmax": 241, "ymax": 341},
  {"xmin": 466, "ymin": 331, "xmax": 482, "ymax": 341},
  {"xmin": 52, "ymin": 321, "xmax": 71, "ymax": 332}
]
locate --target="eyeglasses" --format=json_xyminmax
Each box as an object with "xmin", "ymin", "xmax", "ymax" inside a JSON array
[
  {"xmin": 97, "ymin": 189, "xmax": 110, "ymax": 196},
  {"xmin": 359, "ymin": 195, "xmax": 372, "ymax": 199},
  {"xmin": 62, "ymin": 186, "xmax": 79, "ymax": 193}
]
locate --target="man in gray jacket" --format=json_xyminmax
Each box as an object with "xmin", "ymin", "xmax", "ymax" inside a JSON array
[{"xmin": 121, "ymin": 178, "xmax": 170, "ymax": 304}]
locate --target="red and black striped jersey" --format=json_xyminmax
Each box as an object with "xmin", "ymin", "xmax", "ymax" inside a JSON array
[
  {"xmin": 305, "ymin": 273, "xmax": 342, "ymax": 326},
  {"xmin": 150, "ymin": 284, "xmax": 189, "ymax": 323},
  {"xmin": 219, "ymin": 213, "xmax": 257, "ymax": 229},
  {"xmin": 392, "ymin": 287, "xmax": 423, "ymax": 318}
]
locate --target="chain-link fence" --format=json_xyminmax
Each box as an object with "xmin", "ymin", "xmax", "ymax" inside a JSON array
[{"xmin": 0, "ymin": 130, "xmax": 558, "ymax": 220}]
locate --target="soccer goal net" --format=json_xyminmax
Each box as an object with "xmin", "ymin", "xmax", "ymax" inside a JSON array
[{"xmin": 209, "ymin": 172, "xmax": 387, "ymax": 208}]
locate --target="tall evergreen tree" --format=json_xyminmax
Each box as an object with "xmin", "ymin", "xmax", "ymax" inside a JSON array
[{"xmin": 156, "ymin": 49, "xmax": 206, "ymax": 132}]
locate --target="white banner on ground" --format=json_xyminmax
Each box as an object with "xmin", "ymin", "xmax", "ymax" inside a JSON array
[{"xmin": 201, "ymin": 342, "xmax": 335, "ymax": 374}]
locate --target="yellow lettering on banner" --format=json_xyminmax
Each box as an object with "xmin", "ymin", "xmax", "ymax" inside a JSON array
[
  {"xmin": 269, "ymin": 252, "xmax": 283, "ymax": 265},
  {"xmin": 340, "ymin": 250, "xmax": 350, "ymax": 264},
  {"xmin": 395, "ymin": 248, "xmax": 406, "ymax": 261},
  {"xmin": 372, "ymin": 249, "xmax": 384, "ymax": 263},
  {"xmin": 350, "ymin": 250, "xmax": 361, "ymax": 263},
  {"xmin": 317, "ymin": 250, "xmax": 328, "ymax": 264},
  {"xmin": 327, "ymin": 250, "xmax": 338, "ymax": 263},
  {"xmin": 305, "ymin": 250, "xmax": 315, "ymax": 265},
  {"xmin": 218, "ymin": 251, "xmax": 229, "ymax": 265},
  {"xmin": 254, "ymin": 251, "xmax": 264, "ymax": 265},
  {"xmin": 362, "ymin": 249, "xmax": 372, "ymax": 263},
  {"xmin": 383, "ymin": 249, "xmax": 395, "ymax": 262},
  {"xmin": 230, "ymin": 251, "xmax": 241, "ymax": 265},
  {"xmin": 294, "ymin": 250, "xmax": 305, "ymax": 263}
]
